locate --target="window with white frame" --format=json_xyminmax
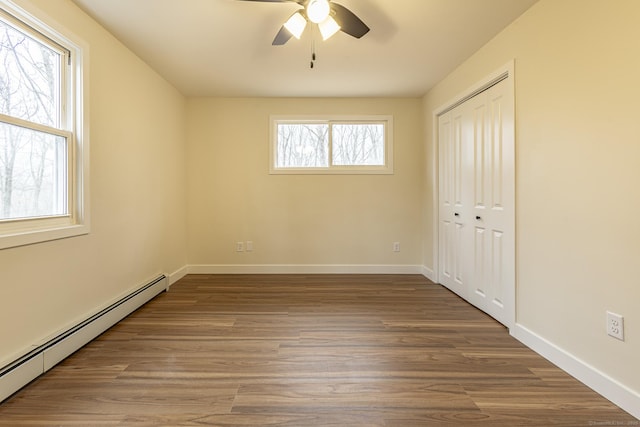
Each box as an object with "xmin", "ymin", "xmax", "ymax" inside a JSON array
[
  {"xmin": 270, "ymin": 116, "xmax": 393, "ymax": 174},
  {"xmin": 0, "ymin": 3, "xmax": 88, "ymax": 249}
]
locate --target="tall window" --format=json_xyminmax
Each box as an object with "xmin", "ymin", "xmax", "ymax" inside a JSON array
[
  {"xmin": 270, "ymin": 116, "xmax": 393, "ymax": 174},
  {"xmin": 0, "ymin": 3, "xmax": 88, "ymax": 249}
]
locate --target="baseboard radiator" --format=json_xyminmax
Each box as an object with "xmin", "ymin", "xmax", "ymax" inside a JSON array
[{"xmin": 0, "ymin": 274, "xmax": 168, "ymax": 403}]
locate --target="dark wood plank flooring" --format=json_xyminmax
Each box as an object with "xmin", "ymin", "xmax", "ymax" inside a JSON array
[{"xmin": 0, "ymin": 274, "xmax": 636, "ymax": 426}]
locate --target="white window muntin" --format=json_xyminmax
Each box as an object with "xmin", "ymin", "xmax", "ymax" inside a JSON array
[{"xmin": 270, "ymin": 115, "xmax": 393, "ymax": 175}]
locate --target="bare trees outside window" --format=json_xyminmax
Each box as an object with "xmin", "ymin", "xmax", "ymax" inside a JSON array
[
  {"xmin": 272, "ymin": 117, "xmax": 392, "ymax": 174},
  {"xmin": 276, "ymin": 123, "xmax": 329, "ymax": 168},
  {"xmin": 0, "ymin": 13, "xmax": 67, "ymax": 221},
  {"xmin": 332, "ymin": 123, "xmax": 384, "ymax": 166}
]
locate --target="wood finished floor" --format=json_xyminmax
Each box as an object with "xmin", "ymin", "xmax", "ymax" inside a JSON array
[{"xmin": 0, "ymin": 274, "xmax": 636, "ymax": 426}]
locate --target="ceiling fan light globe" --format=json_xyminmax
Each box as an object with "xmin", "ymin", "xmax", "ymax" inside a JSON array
[
  {"xmin": 319, "ymin": 16, "xmax": 340, "ymax": 40},
  {"xmin": 284, "ymin": 12, "xmax": 307, "ymax": 39},
  {"xmin": 307, "ymin": 0, "xmax": 330, "ymax": 24}
]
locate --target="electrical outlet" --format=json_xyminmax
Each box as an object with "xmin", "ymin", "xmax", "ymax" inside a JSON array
[
  {"xmin": 246, "ymin": 241, "xmax": 253, "ymax": 252},
  {"xmin": 606, "ymin": 311, "xmax": 624, "ymax": 341},
  {"xmin": 393, "ymin": 242, "xmax": 400, "ymax": 252},
  {"xmin": 236, "ymin": 241, "xmax": 244, "ymax": 252}
]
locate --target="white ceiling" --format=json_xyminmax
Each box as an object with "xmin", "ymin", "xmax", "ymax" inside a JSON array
[{"xmin": 70, "ymin": 0, "xmax": 538, "ymax": 98}]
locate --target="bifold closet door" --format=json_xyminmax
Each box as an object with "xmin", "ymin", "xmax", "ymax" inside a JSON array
[
  {"xmin": 438, "ymin": 106, "xmax": 468, "ymax": 299},
  {"xmin": 438, "ymin": 77, "xmax": 514, "ymax": 327}
]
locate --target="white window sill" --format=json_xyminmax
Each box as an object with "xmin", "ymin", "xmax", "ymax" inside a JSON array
[{"xmin": 0, "ymin": 223, "xmax": 89, "ymax": 250}]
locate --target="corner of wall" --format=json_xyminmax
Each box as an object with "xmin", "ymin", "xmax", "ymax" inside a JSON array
[{"xmin": 168, "ymin": 266, "xmax": 189, "ymax": 288}]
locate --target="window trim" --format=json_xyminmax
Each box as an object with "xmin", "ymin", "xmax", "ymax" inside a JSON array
[
  {"xmin": 0, "ymin": 0, "xmax": 90, "ymax": 250},
  {"xmin": 269, "ymin": 115, "xmax": 394, "ymax": 175}
]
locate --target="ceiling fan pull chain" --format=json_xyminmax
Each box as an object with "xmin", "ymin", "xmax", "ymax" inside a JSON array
[{"xmin": 310, "ymin": 32, "xmax": 316, "ymax": 69}]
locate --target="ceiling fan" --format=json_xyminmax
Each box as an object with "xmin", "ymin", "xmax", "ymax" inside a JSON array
[{"xmin": 238, "ymin": 0, "xmax": 370, "ymax": 45}]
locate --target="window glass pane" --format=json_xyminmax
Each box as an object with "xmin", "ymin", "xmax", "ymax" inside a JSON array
[
  {"xmin": 0, "ymin": 121, "xmax": 67, "ymax": 220},
  {"xmin": 332, "ymin": 123, "xmax": 385, "ymax": 166},
  {"xmin": 0, "ymin": 18, "xmax": 61, "ymax": 127},
  {"xmin": 276, "ymin": 123, "xmax": 329, "ymax": 168}
]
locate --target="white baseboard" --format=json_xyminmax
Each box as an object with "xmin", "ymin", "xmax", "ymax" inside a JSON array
[
  {"xmin": 511, "ymin": 324, "xmax": 640, "ymax": 420},
  {"xmin": 422, "ymin": 266, "xmax": 436, "ymax": 282},
  {"xmin": 188, "ymin": 264, "xmax": 424, "ymax": 275},
  {"xmin": 168, "ymin": 265, "xmax": 189, "ymax": 288}
]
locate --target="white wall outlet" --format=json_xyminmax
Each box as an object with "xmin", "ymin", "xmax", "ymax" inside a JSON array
[
  {"xmin": 606, "ymin": 311, "xmax": 624, "ymax": 341},
  {"xmin": 236, "ymin": 241, "xmax": 244, "ymax": 252},
  {"xmin": 393, "ymin": 242, "xmax": 400, "ymax": 252},
  {"xmin": 246, "ymin": 241, "xmax": 253, "ymax": 252}
]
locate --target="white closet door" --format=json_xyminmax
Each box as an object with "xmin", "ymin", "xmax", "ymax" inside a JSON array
[
  {"xmin": 466, "ymin": 80, "xmax": 515, "ymax": 326},
  {"xmin": 438, "ymin": 107, "xmax": 467, "ymax": 298},
  {"xmin": 438, "ymin": 77, "xmax": 514, "ymax": 328}
]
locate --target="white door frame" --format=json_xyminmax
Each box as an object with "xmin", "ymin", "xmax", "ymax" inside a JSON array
[{"xmin": 431, "ymin": 60, "xmax": 516, "ymax": 327}]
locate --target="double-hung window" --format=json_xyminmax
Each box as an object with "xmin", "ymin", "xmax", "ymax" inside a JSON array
[
  {"xmin": 270, "ymin": 115, "xmax": 393, "ymax": 174},
  {"xmin": 0, "ymin": 2, "xmax": 88, "ymax": 249}
]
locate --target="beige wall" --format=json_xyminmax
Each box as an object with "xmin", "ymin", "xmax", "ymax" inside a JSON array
[
  {"xmin": 0, "ymin": 0, "xmax": 188, "ymax": 365},
  {"xmin": 186, "ymin": 98, "xmax": 423, "ymax": 267},
  {"xmin": 423, "ymin": 0, "xmax": 640, "ymax": 393}
]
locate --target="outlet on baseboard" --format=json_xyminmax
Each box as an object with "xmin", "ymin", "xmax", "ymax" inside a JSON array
[
  {"xmin": 606, "ymin": 311, "xmax": 624, "ymax": 341},
  {"xmin": 236, "ymin": 241, "xmax": 244, "ymax": 252},
  {"xmin": 393, "ymin": 242, "xmax": 400, "ymax": 252}
]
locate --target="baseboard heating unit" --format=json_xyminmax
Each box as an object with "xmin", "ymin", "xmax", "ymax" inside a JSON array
[{"xmin": 0, "ymin": 274, "xmax": 168, "ymax": 403}]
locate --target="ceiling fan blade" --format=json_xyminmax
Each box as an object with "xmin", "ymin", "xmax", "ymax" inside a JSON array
[
  {"xmin": 272, "ymin": 26, "xmax": 294, "ymax": 45},
  {"xmin": 331, "ymin": 2, "xmax": 369, "ymax": 39}
]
